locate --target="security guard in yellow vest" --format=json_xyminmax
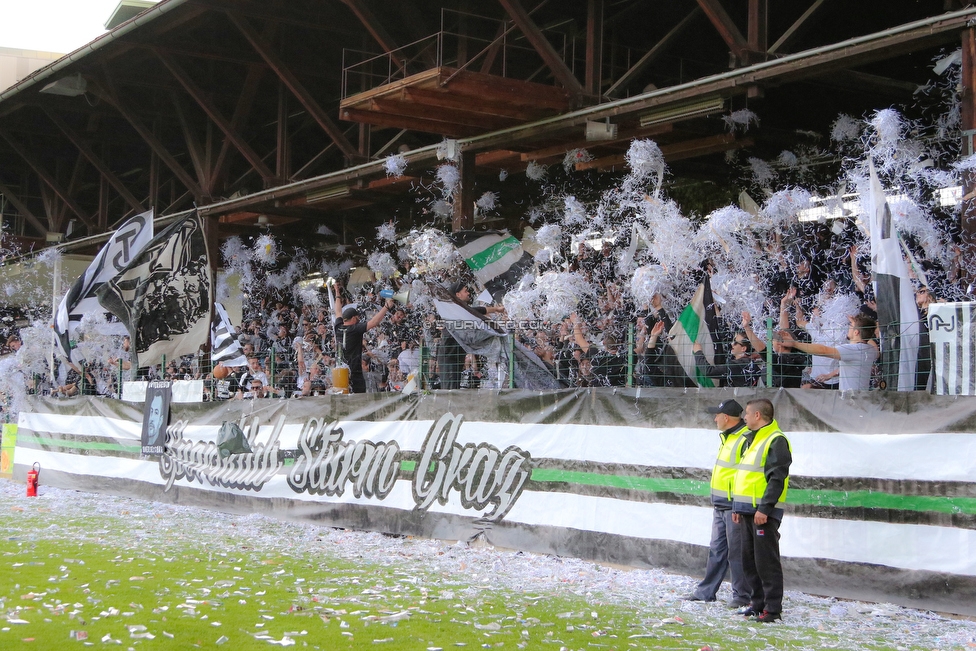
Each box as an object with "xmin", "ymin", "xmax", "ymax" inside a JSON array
[
  {"xmin": 732, "ymin": 398, "xmax": 792, "ymax": 623},
  {"xmin": 685, "ymin": 399, "xmax": 751, "ymax": 606}
]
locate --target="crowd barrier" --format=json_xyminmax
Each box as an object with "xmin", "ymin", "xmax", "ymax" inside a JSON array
[{"xmin": 8, "ymin": 387, "xmax": 976, "ymax": 615}]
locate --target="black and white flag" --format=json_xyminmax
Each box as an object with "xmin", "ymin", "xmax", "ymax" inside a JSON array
[
  {"xmin": 867, "ymin": 160, "xmax": 920, "ymax": 391},
  {"xmin": 54, "ymin": 209, "xmax": 154, "ymax": 362},
  {"xmin": 433, "ymin": 297, "xmax": 561, "ymax": 390},
  {"xmin": 211, "ymin": 302, "xmax": 247, "ymax": 368},
  {"xmin": 96, "ymin": 212, "xmax": 212, "ymax": 370}
]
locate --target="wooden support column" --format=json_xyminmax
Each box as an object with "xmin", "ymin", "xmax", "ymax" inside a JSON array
[
  {"xmin": 961, "ymin": 27, "xmax": 976, "ymax": 285},
  {"xmin": 585, "ymin": 0, "xmax": 604, "ymax": 97},
  {"xmin": 204, "ymin": 210, "xmax": 221, "ymax": 278},
  {"xmin": 452, "ymin": 150, "xmax": 476, "ymax": 232},
  {"xmin": 358, "ymin": 123, "xmax": 370, "ymax": 159},
  {"xmin": 747, "ymin": 0, "xmax": 767, "ymax": 54}
]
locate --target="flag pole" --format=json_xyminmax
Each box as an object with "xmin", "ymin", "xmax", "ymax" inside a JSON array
[{"xmin": 50, "ymin": 250, "xmax": 62, "ymax": 387}]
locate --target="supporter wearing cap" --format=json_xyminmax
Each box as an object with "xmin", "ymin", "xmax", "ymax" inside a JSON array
[
  {"xmin": 330, "ymin": 284, "xmax": 393, "ymax": 394},
  {"xmin": 685, "ymin": 399, "xmax": 751, "ymax": 607}
]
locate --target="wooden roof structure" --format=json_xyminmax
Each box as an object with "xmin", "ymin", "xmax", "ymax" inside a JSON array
[{"xmin": 1, "ymin": 0, "xmax": 975, "ymax": 258}]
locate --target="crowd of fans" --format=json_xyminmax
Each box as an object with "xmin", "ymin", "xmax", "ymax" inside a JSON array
[{"xmin": 0, "ymin": 218, "xmax": 967, "ymax": 406}]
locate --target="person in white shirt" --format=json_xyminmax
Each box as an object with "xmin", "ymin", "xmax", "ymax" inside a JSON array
[
  {"xmin": 778, "ymin": 313, "xmax": 878, "ymax": 391},
  {"xmin": 397, "ymin": 340, "xmax": 421, "ymax": 377}
]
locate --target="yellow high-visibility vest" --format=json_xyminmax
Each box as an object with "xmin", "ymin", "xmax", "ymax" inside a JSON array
[
  {"xmin": 732, "ymin": 420, "xmax": 790, "ymax": 508},
  {"xmin": 709, "ymin": 423, "xmax": 750, "ymax": 501}
]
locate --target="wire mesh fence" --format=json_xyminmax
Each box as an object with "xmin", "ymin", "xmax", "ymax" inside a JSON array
[{"xmin": 9, "ymin": 315, "xmax": 936, "ymax": 409}]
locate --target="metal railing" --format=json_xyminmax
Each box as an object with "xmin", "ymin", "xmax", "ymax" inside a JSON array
[{"xmin": 341, "ymin": 8, "xmax": 569, "ymax": 100}]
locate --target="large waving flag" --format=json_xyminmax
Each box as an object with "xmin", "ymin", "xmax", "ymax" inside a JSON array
[
  {"xmin": 433, "ymin": 293, "xmax": 561, "ymax": 390},
  {"xmin": 668, "ymin": 277, "xmax": 720, "ymax": 388},
  {"xmin": 211, "ymin": 302, "xmax": 247, "ymax": 368},
  {"xmin": 866, "ymin": 160, "xmax": 919, "ymax": 391},
  {"xmin": 452, "ymin": 230, "xmax": 534, "ymax": 303},
  {"xmin": 54, "ymin": 209, "xmax": 154, "ymax": 361},
  {"xmin": 96, "ymin": 212, "xmax": 212, "ymax": 370}
]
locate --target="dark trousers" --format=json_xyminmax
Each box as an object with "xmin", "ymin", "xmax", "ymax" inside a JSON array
[
  {"xmin": 438, "ymin": 337, "xmax": 463, "ymax": 389},
  {"xmin": 738, "ymin": 513, "xmax": 784, "ymax": 613},
  {"xmin": 349, "ymin": 371, "xmax": 366, "ymax": 394},
  {"xmin": 693, "ymin": 507, "xmax": 750, "ymax": 602}
]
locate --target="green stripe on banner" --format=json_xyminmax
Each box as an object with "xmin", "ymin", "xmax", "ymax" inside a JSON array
[
  {"xmin": 22, "ymin": 437, "xmax": 976, "ymax": 516},
  {"xmin": 791, "ymin": 489, "xmax": 976, "ymax": 515},
  {"xmin": 19, "ymin": 435, "xmax": 142, "ymax": 454},
  {"xmin": 531, "ymin": 468, "xmax": 976, "ymax": 515},
  {"xmin": 531, "ymin": 468, "xmax": 709, "ymax": 495},
  {"xmin": 677, "ymin": 303, "xmax": 700, "ymax": 342},
  {"xmin": 465, "ymin": 236, "xmax": 521, "ymax": 271}
]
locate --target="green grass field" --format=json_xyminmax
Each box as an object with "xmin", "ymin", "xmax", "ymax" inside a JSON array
[{"xmin": 1, "ymin": 483, "xmax": 970, "ymax": 650}]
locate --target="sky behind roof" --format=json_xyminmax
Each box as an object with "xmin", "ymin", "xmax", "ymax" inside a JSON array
[{"xmin": 0, "ymin": 0, "xmax": 125, "ymax": 53}]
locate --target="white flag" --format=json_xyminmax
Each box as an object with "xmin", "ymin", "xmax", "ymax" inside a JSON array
[
  {"xmin": 867, "ymin": 160, "xmax": 919, "ymax": 391},
  {"xmin": 54, "ymin": 209, "xmax": 154, "ymax": 361}
]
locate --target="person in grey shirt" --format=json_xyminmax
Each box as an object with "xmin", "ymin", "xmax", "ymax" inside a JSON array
[{"xmin": 778, "ymin": 313, "xmax": 878, "ymax": 391}]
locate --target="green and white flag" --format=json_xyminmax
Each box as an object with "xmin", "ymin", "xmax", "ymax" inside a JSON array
[
  {"xmin": 453, "ymin": 230, "xmax": 534, "ymax": 302},
  {"xmin": 668, "ymin": 278, "xmax": 719, "ymax": 388}
]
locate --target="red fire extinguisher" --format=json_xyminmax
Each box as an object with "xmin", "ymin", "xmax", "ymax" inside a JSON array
[{"xmin": 26, "ymin": 462, "xmax": 40, "ymax": 497}]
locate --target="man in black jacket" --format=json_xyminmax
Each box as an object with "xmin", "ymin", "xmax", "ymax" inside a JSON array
[{"xmin": 732, "ymin": 399, "xmax": 792, "ymax": 623}]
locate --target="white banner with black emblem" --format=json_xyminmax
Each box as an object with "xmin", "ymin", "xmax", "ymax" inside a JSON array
[{"xmin": 928, "ymin": 301, "xmax": 976, "ymax": 395}]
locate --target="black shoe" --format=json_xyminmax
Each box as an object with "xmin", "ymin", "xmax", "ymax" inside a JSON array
[
  {"xmin": 738, "ymin": 605, "xmax": 761, "ymax": 617},
  {"xmin": 683, "ymin": 594, "xmax": 714, "ymax": 602},
  {"xmin": 752, "ymin": 610, "xmax": 781, "ymax": 623},
  {"xmin": 727, "ymin": 599, "xmax": 750, "ymax": 609}
]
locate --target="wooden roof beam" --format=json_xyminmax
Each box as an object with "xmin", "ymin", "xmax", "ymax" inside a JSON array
[
  {"xmin": 196, "ymin": 0, "xmax": 353, "ymax": 35},
  {"xmin": 339, "ymin": 0, "xmax": 406, "ymax": 69},
  {"xmin": 402, "ymin": 87, "xmax": 545, "ymax": 121},
  {"xmin": 440, "ymin": 74, "xmax": 571, "ymax": 111},
  {"xmin": 0, "ymin": 129, "xmax": 95, "ymax": 230},
  {"xmin": 339, "ymin": 106, "xmax": 479, "ymax": 137},
  {"xmin": 0, "ymin": 179, "xmax": 48, "ymax": 235},
  {"xmin": 606, "ymin": 7, "xmax": 701, "ymax": 98},
  {"xmin": 497, "ymin": 0, "xmax": 584, "ymax": 96},
  {"xmin": 519, "ymin": 123, "xmax": 673, "ymax": 161},
  {"xmin": 226, "ymin": 11, "xmax": 361, "ymax": 162},
  {"xmin": 769, "ymin": 0, "xmax": 829, "ymax": 55},
  {"xmin": 211, "ymin": 63, "xmax": 265, "ymax": 193},
  {"xmin": 90, "ymin": 70, "xmax": 205, "ymax": 200},
  {"xmin": 42, "ymin": 108, "xmax": 145, "ymax": 213},
  {"xmin": 170, "ymin": 93, "xmax": 211, "ymax": 194},
  {"xmin": 574, "ymin": 133, "xmax": 748, "ymax": 171},
  {"xmin": 154, "ymin": 49, "xmax": 275, "ymax": 182},
  {"xmin": 696, "ymin": 0, "xmax": 750, "ymax": 60},
  {"xmin": 368, "ymin": 98, "xmax": 519, "ymax": 131},
  {"xmin": 56, "ymin": 152, "xmax": 87, "ymax": 227}
]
